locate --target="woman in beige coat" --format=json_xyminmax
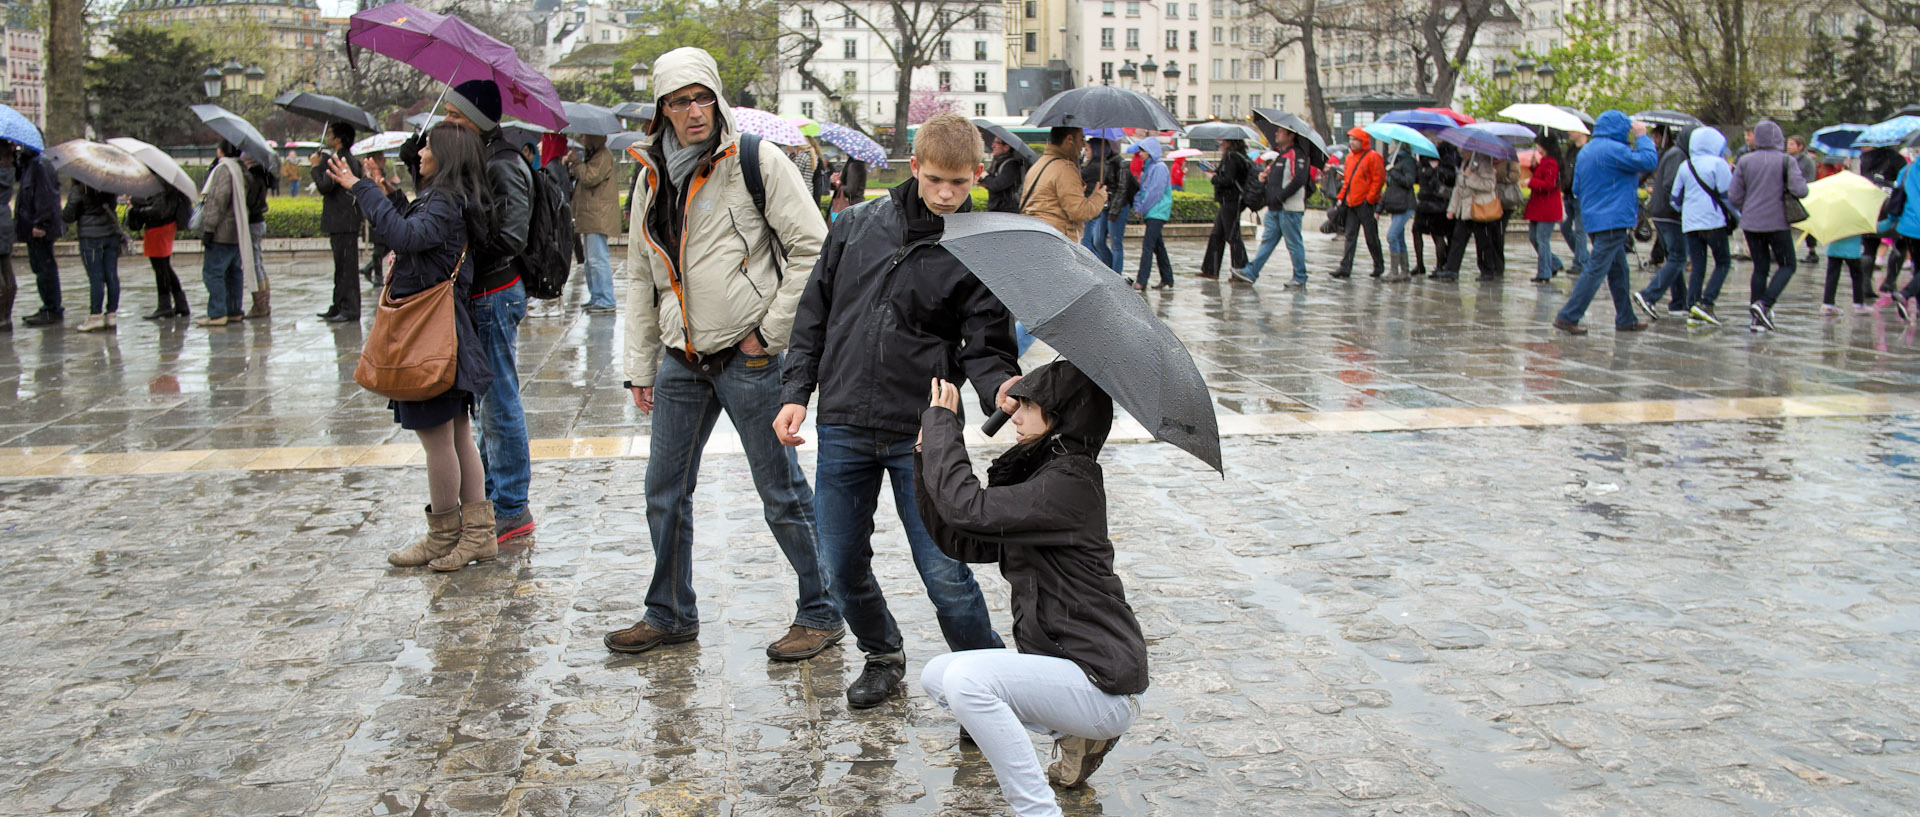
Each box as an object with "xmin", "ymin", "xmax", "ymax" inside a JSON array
[
  {"xmin": 569, "ymin": 133, "xmax": 621, "ymax": 311},
  {"xmin": 1434, "ymin": 152, "xmax": 1501, "ymax": 281}
]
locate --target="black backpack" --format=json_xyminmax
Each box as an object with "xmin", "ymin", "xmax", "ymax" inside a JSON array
[{"xmin": 503, "ymin": 144, "xmax": 578, "ymax": 301}]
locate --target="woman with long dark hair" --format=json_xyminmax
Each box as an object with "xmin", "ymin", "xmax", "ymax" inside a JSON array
[
  {"xmin": 326, "ymin": 123, "xmax": 497, "ymax": 572},
  {"xmin": 1525, "ymin": 137, "xmax": 1565, "ymax": 282},
  {"xmin": 1412, "ymin": 143, "xmax": 1458, "ymax": 278}
]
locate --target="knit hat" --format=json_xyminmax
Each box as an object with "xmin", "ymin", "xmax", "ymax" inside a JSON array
[{"xmin": 449, "ymin": 80, "xmax": 502, "ymax": 130}]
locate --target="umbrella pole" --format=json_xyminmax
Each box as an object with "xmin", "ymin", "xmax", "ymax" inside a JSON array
[{"xmin": 421, "ymin": 85, "xmax": 450, "ymax": 135}]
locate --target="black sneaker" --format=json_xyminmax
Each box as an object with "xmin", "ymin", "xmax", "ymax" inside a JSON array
[
  {"xmin": 846, "ymin": 660, "xmax": 905, "ymax": 708},
  {"xmin": 1630, "ymin": 291, "xmax": 1659, "ymax": 321},
  {"xmin": 1689, "ymin": 304, "xmax": 1721, "ymax": 326},
  {"xmin": 1750, "ymin": 302, "xmax": 1775, "ymax": 331},
  {"xmin": 21, "ymin": 309, "xmax": 61, "ymax": 327},
  {"xmin": 495, "ymin": 509, "xmax": 536, "ymax": 543}
]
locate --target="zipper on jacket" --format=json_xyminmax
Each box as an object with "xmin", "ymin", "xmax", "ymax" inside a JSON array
[{"xmin": 726, "ymin": 209, "xmax": 765, "ymax": 298}]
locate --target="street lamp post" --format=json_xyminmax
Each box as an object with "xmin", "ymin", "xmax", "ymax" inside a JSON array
[
  {"xmin": 1140, "ymin": 55, "xmax": 1157, "ymax": 95},
  {"xmin": 202, "ymin": 67, "xmax": 224, "ymax": 99},
  {"xmin": 205, "ymin": 61, "xmax": 269, "ymax": 100},
  {"xmin": 1162, "ymin": 60, "xmax": 1180, "ymax": 116},
  {"xmin": 629, "ymin": 61, "xmax": 650, "ymax": 93},
  {"xmin": 1117, "ymin": 60, "xmax": 1137, "ymax": 89}
]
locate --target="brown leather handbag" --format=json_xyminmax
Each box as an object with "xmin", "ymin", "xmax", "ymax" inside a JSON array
[{"xmin": 354, "ymin": 246, "xmax": 465, "ymax": 402}]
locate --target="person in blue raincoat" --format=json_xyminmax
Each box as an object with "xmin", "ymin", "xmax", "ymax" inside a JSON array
[
  {"xmin": 1128, "ymin": 138, "xmax": 1174, "ymax": 291},
  {"xmin": 1553, "ymin": 110, "xmax": 1658, "ymax": 334}
]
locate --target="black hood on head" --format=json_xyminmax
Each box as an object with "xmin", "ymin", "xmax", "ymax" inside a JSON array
[{"xmin": 1007, "ymin": 360, "xmax": 1112, "ymax": 457}]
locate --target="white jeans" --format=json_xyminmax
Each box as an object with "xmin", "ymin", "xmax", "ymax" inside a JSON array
[{"xmin": 921, "ymin": 649, "xmax": 1141, "ymax": 817}]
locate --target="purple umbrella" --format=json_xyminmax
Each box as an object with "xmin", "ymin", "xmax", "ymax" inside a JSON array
[
  {"xmin": 348, "ymin": 3, "xmax": 566, "ymax": 130},
  {"xmin": 1379, "ymin": 110, "xmax": 1457, "ymax": 131},
  {"xmin": 1465, "ymin": 121, "xmax": 1536, "ymax": 141},
  {"xmin": 816, "ymin": 121, "xmax": 888, "ymax": 167},
  {"xmin": 1434, "ymin": 126, "xmax": 1518, "ymax": 161}
]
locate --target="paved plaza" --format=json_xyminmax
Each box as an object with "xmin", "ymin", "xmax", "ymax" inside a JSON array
[{"xmin": 2, "ymin": 232, "xmax": 1918, "ymax": 816}]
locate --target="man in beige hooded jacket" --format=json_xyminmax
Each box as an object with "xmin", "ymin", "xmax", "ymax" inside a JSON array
[{"xmin": 606, "ymin": 47, "xmax": 847, "ymax": 661}]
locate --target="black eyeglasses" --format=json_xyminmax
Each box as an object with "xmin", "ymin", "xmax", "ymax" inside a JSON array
[{"xmin": 664, "ymin": 92, "xmax": 719, "ymax": 113}]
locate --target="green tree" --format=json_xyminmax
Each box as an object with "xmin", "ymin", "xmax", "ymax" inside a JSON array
[
  {"xmin": 86, "ymin": 28, "xmax": 216, "ymax": 146},
  {"xmin": 631, "ymin": 0, "xmax": 781, "ymax": 108},
  {"xmin": 1458, "ymin": 4, "xmax": 1651, "ymax": 121},
  {"xmin": 1796, "ymin": 20, "xmax": 1920, "ymax": 128}
]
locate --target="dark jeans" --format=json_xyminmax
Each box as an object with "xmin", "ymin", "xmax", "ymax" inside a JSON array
[
  {"xmin": 1881, "ymin": 236, "xmax": 1915, "ymax": 294},
  {"xmin": 1639, "ymin": 220, "xmax": 1690, "ymax": 310},
  {"xmin": 1135, "ymin": 218, "xmax": 1172, "ymax": 286},
  {"xmin": 1557, "ymin": 227, "xmax": 1638, "ymax": 329},
  {"xmin": 151, "ymin": 256, "xmax": 187, "ymax": 313},
  {"xmin": 641, "ymin": 350, "xmax": 841, "ymax": 635},
  {"xmin": 79, "ymin": 237, "xmax": 121, "ymax": 315},
  {"xmin": 0, "ymin": 253, "xmax": 14, "ymax": 321},
  {"xmin": 1201, "ymin": 200, "xmax": 1248, "ymax": 275},
  {"xmin": 27, "ymin": 237, "xmax": 59, "ymax": 315},
  {"xmin": 201, "ymin": 241, "xmax": 244, "ymax": 319},
  {"xmin": 814, "ymin": 424, "xmax": 1002, "ymax": 658},
  {"xmin": 1744, "ymin": 229, "xmax": 1797, "ymax": 307},
  {"xmin": 1824, "ymin": 257, "xmax": 1866, "ymax": 306},
  {"xmin": 1337, "ymin": 203, "xmax": 1382, "ymax": 275},
  {"xmin": 1438, "ymin": 218, "xmax": 1500, "ymax": 277},
  {"xmin": 1686, "ymin": 228, "xmax": 1733, "ymax": 310},
  {"xmin": 1898, "ymin": 238, "xmax": 1920, "ymax": 299},
  {"xmin": 329, "ymin": 232, "xmax": 360, "ymax": 316}
]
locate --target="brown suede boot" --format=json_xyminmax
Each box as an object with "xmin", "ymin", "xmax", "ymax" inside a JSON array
[
  {"xmin": 431, "ymin": 500, "xmax": 498, "ymax": 571},
  {"xmin": 246, "ymin": 285, "xmax": 270, "ymax": 319},
  {"xmin": 388, "ymin": 505, "xmax": 460, "ymax": 567}
]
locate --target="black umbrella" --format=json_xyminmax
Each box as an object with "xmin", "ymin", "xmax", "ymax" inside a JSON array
[
  {"xmin": 973, "ymin": 118, "xmax": 1037, "ymax": 162},
  {"xmin": 1631, "ymin": 109, "xmax": 1701, "ymax": 128},
  {"xmin": 501, "ymin": 121, "xmax": 550, "ymax": 148},
  {"xmin": 560, "ymin": 101, "xmax": 622, "ymax": 136},
  {"xmin": 609, "ymin": 131, "xmax": 646, "ymax": 154},
  {"xmin": 1905, "ymin": 128, "xmax": 1920, "ymax": 148},
  {"xmin": 1554, "ymin": 105, "xmax": 1596, "ymax": 128},
  {"xmin": 190, "ymin": 104, "xmax": 280, "ymax": 171},
  {"xmin": 272, "ymin": 91, "xmax": 380, "ymax": 134},
  {"xmin": 1251, "ymin": 108, "xmax": 1329, "ymax": 164},
  {"xmin": 613, "ymin": 102, "xmax": 655, "ymax": 123},
  {"xmin": 939, "ymin": 212, "xmax": 1222, "ymax": 473},
  {"xmin": 1024, "ymin": 86, "xmax": 1183, "ymax": 132},
  {"xmin": 1184, "ymin": 121, "xmax": 1263, "ymax": 144}
]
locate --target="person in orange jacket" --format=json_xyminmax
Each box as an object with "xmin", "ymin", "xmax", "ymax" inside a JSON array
[{"xmin": 1334, "ymin": 127, "xmax": 1385, "ymax": 278}]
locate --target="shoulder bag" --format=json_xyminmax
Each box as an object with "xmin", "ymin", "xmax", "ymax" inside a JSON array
[
  {"xmin": 354, "ymin": 245, "xmax": 467, "ymax": 402},
  {"xmin": 1686, "ymin": 159, "xmax": 1738, "ymax": 231},
  {"xmin": 1470, "ymin": 197, "xmax": 1503, "ymax": 222},
  {"xmin": 1780, "ymin": 158, "xmax": 1808, "ymax": 224}
]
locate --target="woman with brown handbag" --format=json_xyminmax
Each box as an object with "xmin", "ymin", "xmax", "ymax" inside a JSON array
[
  {"xmin": 324, "ymin": 123, "xmax": 497, "ymax": 572},
  {"xmin": 1432, "ymin": 151, "xmax": 1502, "ymax": 281}
]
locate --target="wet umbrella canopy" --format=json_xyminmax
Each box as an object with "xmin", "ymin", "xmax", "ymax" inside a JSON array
[
  {"xmin": 559, "ymin": 101, "xmax": 621, "ymax": 136},
  {"xmin": 1631, "ymin": 109, "xmax": 1702, "ymax": 129},
  {"xmin": 272, "ymin": 92, "xmax": 381, "ymax": 133},
  {"xmin": 1024, "ymin": 85, "xmax": 1183, "ymax": 132},
  {"xmin": 46, "ymin": 139, "xmax": 165, "ymax": 197},
  {"xmin": 1251, "ymin": 108, "xmax": 1329, "ymax": 164},
  {"xmin": 190, "ymin": 104, "xmax": 281, "ymax": 171},
  {"xmin": 973, "ymin": 118, "xmax": 1037, "ymax": 162},
  {"xmin": 103, "ymin": 136, "xmax": 198, "ymax": 202},
  {"xmin": 938, "ymin": 212, "xmax": 1222, "ymax": 473}
]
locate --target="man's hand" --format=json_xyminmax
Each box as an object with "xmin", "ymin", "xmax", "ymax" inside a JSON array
[
  {"xmin": 31, "ymin": 227, "xmax": 44, "ymax": 238},
  {"xmin": 1630, "ymin": 121, "xmax": 1649, "ymax": 140},
  {"xmin": 739, "ymin": 334, "xmax": 766, "ymax": 356},
  {"xmin": 323, "ymin": 156, "xmax": 358, "ymax": 191},
  {"xmin": 309, "ymin": 151, "xmax": 325, "ymax": 168},
  {"xmin": 930, "ymin": 378, "xmax": 960, "ymax": 413},
  {"xmin": 773, "ymin": 403, "xmax": 807, "ymax": 446},
  {"xmin": 629, "ymin": 386, "xmax": 654, "ymax": 413},
  {"xmin": 995, "ymin": 375, "xmax": 1022, "ymax": 414}
]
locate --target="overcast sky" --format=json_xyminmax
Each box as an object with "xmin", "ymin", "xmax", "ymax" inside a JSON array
[{"xmin": 320, "ymin": 0, "xmax": 355, "ymax": 17}]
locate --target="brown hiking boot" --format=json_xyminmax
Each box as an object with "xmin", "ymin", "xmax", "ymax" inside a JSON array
[
  {"xmin": 1046, "ymin": 735, "xmax": 1118, "ymax": 788},
  {"xmin": 764, "ymin": 623, "xmax": 846, "ymax": 661},
  {"xmin": 387, "ymin": 505, "xmax": 460, "ymax": 567},
  {"xmin": 430, "ymin": 500, "xmax": 498, "ymax": 571},
  {"xmin": 603, "ymin": 620, "xmax": 698, "ymax": 654},
  {"xmin": 246, "ymin": 287, "xmax": 270, "ymax": 319}
]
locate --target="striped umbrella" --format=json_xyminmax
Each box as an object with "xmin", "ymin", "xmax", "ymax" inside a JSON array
[{"xmin": 817, "ymin": 121, "xmax": 888, "ymax": 167}]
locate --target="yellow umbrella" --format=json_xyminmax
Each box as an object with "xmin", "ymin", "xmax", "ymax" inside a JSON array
[{"xmin": 1793, "ymin": 170, "xmax": 1887, "ymax": 245}]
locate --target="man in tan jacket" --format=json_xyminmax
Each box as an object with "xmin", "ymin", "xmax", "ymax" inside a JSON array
[
  {"xmin": 1020, "ymin": 127, "xmax": 1107, "ymax": 238},
  {"xmin": 566, "ymin": 133, "xmax": 620, "ymax": 312},
  {"xmin": 605, "ymin": 47, "xmax": 847, "ymax": 662}
]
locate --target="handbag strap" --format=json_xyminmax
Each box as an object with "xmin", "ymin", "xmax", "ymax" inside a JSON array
[
  {"xmin": 1687, "ymin": 159, "xmax": 1733, "ymax": 223},
  {"xmin": 383, "ymin": 243, "xmax": 468, "ymax": 290},
  {"xmin": 1019, "ymin": 157, "xmax": 1060, "ymax": 211}
]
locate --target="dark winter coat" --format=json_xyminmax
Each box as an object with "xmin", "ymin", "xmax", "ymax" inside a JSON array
[
  {"xmin": 914, "ymin": 360, "xmax": 1150, "ymax": 697},
  {"xmin": 0, "ymin": 165, "xmax": 14, "ymax": 256},
  {"xmin": 246, "ymin": 164, "xmax": 271, "ymax": 224},
  {"xmin": 15, "ymin": 154, "xmax": 62, "ymax": 242},
  {"xmin": 312, "ymin": 150, "xmax": 363, "ymax": 235},
  {"xmin": 1100, "ymin": 149, "xmax": 1138, "ymax": 218},
  {"xmin": 402, "ymin": 130, "xmax": 531, "ymax": 293},
  {"xmin": 1212, "ymin": 148, "xmax": 1251, "ymax": 207},
  {"xmin": 1263, "ymin": 145, "xmax": 1312, "ymax": 212},
  {"xmin": 352, "ymin": 181, "xmax": 493, "ymax": 401},
  {"xmin": 981, "ymin": 151, "xmax": 1028, "ymax": 214},
  {"xmin": 63, "ymin": 184, "xmax": 121, "ymax": 241},
  {"xmin": 1646, "ymin": 127, "xmax": 1695, "ymax": 222},
  {"xmin": 1381, "ymin": 147, "xmax": 1417, "ymax": 214},
  {"xmin": 781, "ymin": 178, "xmax": 1019, "ymax": 435}
]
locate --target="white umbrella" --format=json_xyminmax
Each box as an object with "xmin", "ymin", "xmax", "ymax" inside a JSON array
[
  {"xmin": 1498, "ymin": 103, "xmax": 1590, "ymax": 135},
  {"xmin": 352, "ymin": 131, "xmax": 414, "ymax": 155},
  {"xmin": 104, "ymin": 137, "xmax": 198, "ymax": 202}
]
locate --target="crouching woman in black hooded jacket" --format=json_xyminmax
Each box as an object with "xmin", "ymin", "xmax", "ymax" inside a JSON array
[{"xmin": 914, "ymin": 360, "xmax": 1149, "ymax": 817}]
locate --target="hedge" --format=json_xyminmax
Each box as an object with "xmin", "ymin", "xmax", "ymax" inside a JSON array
[{"xmin": 963, "ymin": 187, "xmax": 1220, "ymax": 223}]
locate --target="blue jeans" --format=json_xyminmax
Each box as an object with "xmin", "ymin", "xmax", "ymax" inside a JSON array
[
  {"xmin": 1387, "ymin": 209, "xmax": 1412, "ymax": 253},
  {"xmin": 641, "ymin": 351, "xmax": 840, "ymax": 634},
  {"xmin": 1557, "ymin": 227, "xmax": 1638, "ymax": 329},
  {"xmin": 288, "ymin": 180, "xmax": 301, "ymax": 197},
  {"xmin": 582, "ymin": 233, "xmax": 615, "ymax": 308},
  {"xmin": 471, "ymin": 281, "xmax": 531, "ymax": 519},
  {"xmin": 1244, "ymin": 209, "xmax": 1306, "ymax": 283},
  {"xmin": 1639, "ymin": 220, "xmax": 1691, "ymax": 310},
  {"xmin": 1082, "ymin": 212, "xmax": 1126, "ymax": 274},
  {"xmin": 1560, "ymin": 197, "xmax": 1590, "ymax": 271},
  {"xmin": 1686, "ymin": 228, "xmax": 1732, "ymax": 309},
  {"xmin": 201, "ymin": 241, "xmax": 243, "ymax": 319},
  {"xmin": 815, "ymin": 424, "xmax": 1002, "ymax": 658},
  {"xmin": 1529, "ymin": 220, "xmax": 1563, "ymax": 280},
  {"xmin": 79, "ymin": 237, "xmax": 120, "ymax": 315}
]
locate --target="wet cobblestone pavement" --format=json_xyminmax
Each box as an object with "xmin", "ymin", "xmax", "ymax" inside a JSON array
[{"xmin": 3, "ymin": 234, "xmax": 1919, "ymax": 816}]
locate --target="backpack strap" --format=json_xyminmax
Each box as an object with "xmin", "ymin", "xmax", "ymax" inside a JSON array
[{"xmin": 736, "ymin": 132, "xmax": 789, "ymax": 280}]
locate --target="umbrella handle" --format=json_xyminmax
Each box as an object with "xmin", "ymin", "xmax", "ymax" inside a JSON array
[{"xmin": 981, "ymin": 408, "xmax": 1010, "ymax": 436}]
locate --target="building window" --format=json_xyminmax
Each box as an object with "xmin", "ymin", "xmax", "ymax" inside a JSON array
[
  {"xmin": 974, "ymin": 10, "xmax": 989, "ymax": 29},
  {"xmin": 1188, "ymin": 95, "xmax": 1197, "ymax": 117},
  {"xmin": 1211, "ymin": 26, "xmax": 1222, "ymax": 43},
  {"xmin": 801, "ymin": 100, "xmax": 815, "ymax": 118},
  {"xmin": 976, "ymin": 102, "xmax": 988, "ymax": 116},
  {"xmin": 1275, "ymin": 94, "xmax": 1284, "ymax": 110},
  {"xmin": 799, "ymin": 9, "xmax": 815, "ymax": 27},
  {"xmin": 1249, "ymin": 26, "xmax": 1261, "ymax": 44},
  {"xmin": 1025, "ymin": 0, "xmax": 1037, "ymax": 18},
  {"xmin": 938, "ymin": 40, "xmax": 952, "ymax": 59},
  {"xmin": 1249, "ymin": 59, "xmax": 1262, "ymax": 80},
  {"xmin": 1101, "ymin": 61, "xmax": 1114, "ymax": 81},
  {"xmin": 1210, "ymin": 94, "xmax": 1221, "ymax": 116},
  {"xmin": 939, "ymin": 70, "xmax": 952, "ymax": 91},
  {"xmin": 1230, "ymin": 25, "xmax": 1240, "ymax": 43},
  {"xmin": 1166, "ymin": 30, "xmax": 1178, "ymax": 49},
  {"xmin": 843, "ymin": 70, "xmax": 858, "ymax": 90},
  {"xmin": 1211, "ymin": 58, "xmax": 1222, "ymax": 79},
  {"xmin": 975, "ymin": 40, "xmax": 988, "ymax": 60},
  {"xmin": 1101, "ymin": 28, "xmax": 1114, "ymax": 48},
  {"xmin": 1126, "ymin": 28, "xmax": 1139, "ymax": 49},
  {"xmin": 1249, "ymin": 94, "xmax": 1259, "ymax": 109},
  {"xmin": 1189, "ymin": 2, "xmax": 1199, "ymax": 17},
  {"xmin": 1229, "ymin": 94, "xmax": 1239, "ymax": 116},
  {"xmin": 974, "ymin": 71, "xmax": 988, "ymax": 92},
  {"xmin": 1102, "ymin": 0, "xmax": 1114, "ymax": 15},
  {"xmin": 1025, "ymin": 31, "xmax": 1037, "ymax": 51},
  {"xmin": 1211, "ymin": 0, "xmax": 1223, "ymax": 17},
  {"xmin": 844, "ymin": 39, "xmax": 857, "ymax": 58},
  {"xmin": 1230, "ymin": 58, "xmax": 1240, "ymax": 79},
  {"xmin": 844, "ymin": 11, "xmax": 857, "ymax": 27},
  {"xmin": 1126, "ymin": 0, "xmax": 1140, "ymax": 16},
  {"xmin": 1166, "ymin": 1, "xmax": 1177, "ymax": 17},
  {"xmin": 1189, "ymin": 31, "xmax": 1197, "ymax": 50}
]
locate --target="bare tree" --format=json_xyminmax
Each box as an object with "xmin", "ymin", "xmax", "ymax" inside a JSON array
[
  {"xmin": 46, "ymin": 0, "xmax": 86, "ymax": 143},
  {"xmin": 1857, "ymin": 0, "xmax": 1920, "ymax": 37},
  {"xmin": 1387, "ymin": 0, "xmax": 1518, "ymax": 106},
  {"xmin": 783, "ymin": 0, "xmax": 994, "ymax": 151},
  {"xmin": 1638, "ymin": 0, "xmax": 1809, "ymax": 124},
  {"xmin": 1247, "ymin": 0, "xmax": 1374, "ymax": 137},
  {"xmin": 782, "ymin": 32, "xmax": 870, "ymax": 134}
]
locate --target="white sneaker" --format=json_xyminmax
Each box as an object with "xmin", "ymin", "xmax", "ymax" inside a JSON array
[{"xmin": 75, "ymin": 314, "xmax": 107, "ymax": 332}]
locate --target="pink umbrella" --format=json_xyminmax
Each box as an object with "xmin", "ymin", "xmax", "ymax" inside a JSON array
[
  {"xmin": 729, "ymin": 107, "xmax": 806, "ymax": 146},
  {"xmin": 348, "ymin": 3, "xmax": 567, "ymax": 130},
  {"xmin": 1165, "ymin": 147, "xmax": 1203, "ymax": 160}
]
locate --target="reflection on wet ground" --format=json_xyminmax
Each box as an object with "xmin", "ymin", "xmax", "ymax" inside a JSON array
[{"xmin": 2, "ymin": 415, "xmax": 1916, "ymax": 815}]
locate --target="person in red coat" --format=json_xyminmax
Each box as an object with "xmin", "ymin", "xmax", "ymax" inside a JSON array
[
  {"xmin": 1525, "ymin": 138, "xmax": 1567, "ymax": 282},
  {"xmin": 1334, "ymin": 127, "xmax": 1385, "ymax": 278}
]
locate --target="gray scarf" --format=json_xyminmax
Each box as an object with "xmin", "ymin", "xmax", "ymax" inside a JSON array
[{"xmin": 662, "ymin": 127, "xmax": 713, "ymax": 190}]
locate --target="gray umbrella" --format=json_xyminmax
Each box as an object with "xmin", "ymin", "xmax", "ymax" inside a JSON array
[
  {"xmin": 272, "ymin": 91, "xmax": 380, "ymax": 134},
  {"xmin": 939, "ymin": 212, "xmax": 1222, "ymax": 473},
  {"xmin": 189, "ymin": 104, "xmax": 279, "ymax": 171},
  {"xmin": 46, "ymin": 139, "xmax": 164, "ymax": 197},
  {"xmin": 1555, "ymin": 105, "xmax": 1596, "ymax": 128},
  {"xmin": 973, "ymin": 118, "xmax": 1037, "ymax": 162},
  {"xmin": 1631, "ymin": 109, "xmax": 1702, "ymax": 128},
  {"xmin": 613, "ymin": 102, "xmax": 655, "ymax": 123},
  {"xmin": 1024, "ymin": 86, "xmax": 1183, "ymax": 132},
  {"xmin": 501, "ymin": 121, "xmax": 550, "ymax": 148},
  {"xmin": 1251, "ymin": 108, "xmax": 1328, "ymax": 165},
  {"xmin": 1184, "ymin": 121, "xmax": 1264, "ymax": 145},
  {"xmin": 609, "ymin": 131, "xmax": 647, "ymax": 154},
  {"xmin": 404, "ymin": 111, "xmax": 445, "ymax": 131},
  {"xmin": 561, "ymin": 101, "xmax": 622, "ymax": 136}
]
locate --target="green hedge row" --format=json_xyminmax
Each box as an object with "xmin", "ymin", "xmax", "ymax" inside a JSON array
[{"xmin": 961, "ymin": 187, "xmax": 1222, "ymax": 223}]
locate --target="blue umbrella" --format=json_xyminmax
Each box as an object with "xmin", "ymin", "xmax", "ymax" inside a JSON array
[
  {"xmin": 1466, "ymin": 121, "xmax": 1536, "ymax": 141},
  {"xmin": 1811, "ymin": 124, "xmax": 1869, "ymax": 158},
  {"xmin": 0, "ymin": 104, "xmax": 43, "ymax": 152},
  {"xmin": 1856, "ymin": 116, "xmax": 1920, "ymax": 148},
  {"xmin": 1083, "ymin": 127, "xmax": 1128, "ymax": 142},
  {"xmin": 1363, "ymin": 122, "xmax": 1438, "ymax": 158},
  {"xmin": 1379, "ymin": 110, "xmax": 1456, "ymax": 131},
  {"xmin": 1434, "ymin": 126, "xmax": 1518, "ymax": 161}
]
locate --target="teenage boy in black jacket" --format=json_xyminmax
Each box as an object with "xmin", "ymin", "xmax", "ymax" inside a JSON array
[{"xmin": 775, "ymin": 113, "xmax": 1022, "ymax": 710}]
